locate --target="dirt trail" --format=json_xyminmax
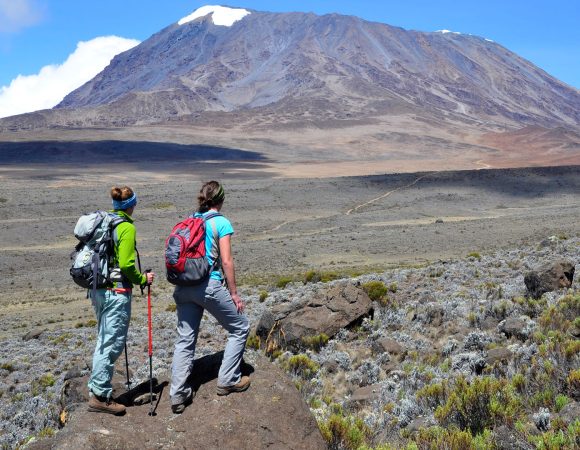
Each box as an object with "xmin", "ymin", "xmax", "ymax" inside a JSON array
[{"xmin": 345, "ymin": 173, "xmax": 433, "ymax": 215}]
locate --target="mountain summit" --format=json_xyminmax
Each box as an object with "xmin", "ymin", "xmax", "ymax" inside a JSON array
[
  {"xmin": 1, "ymin": 5, "xmax": 578, "ymax": 171},
  {"xmin": 52, "ymin": 5, "xmax": 578, "ymax": 127}
]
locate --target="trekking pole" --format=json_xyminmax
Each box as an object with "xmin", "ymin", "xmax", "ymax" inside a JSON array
[
  {"xmin": 124, "ymin": 342, "xmax": 131, "ymax": 390},
  {"xmin": 145, "ymin": 269, "xmax": 155, "ymax": 416}
]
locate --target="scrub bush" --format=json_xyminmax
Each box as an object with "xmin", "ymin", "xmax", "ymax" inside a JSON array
[
  {"xmin": 258, "ymin": 290, "xmax": 268, "ymax": 302},
  {"xmin": 301, "ymin": 333, "xmax": 329, "ymax": 351},
  {"xmin": 318, "ymin": 412, "xmax": 371, "ymax": 450},
  {"xmin": 283, "ymin": 354, "xmax": 319, "ymax": 380},
  {"xmin": 361, "ymin": 281, "xmax": 389, "ymax": 306},
  {"xmin": 435, "ymin": 376, "xmax": 522, "ymax": 434},
  {"xmin": 246, "ymin": 333, "xmax": 260, "ymax": 350},
  {"xmin": 276, "ymin": 276, "xmax": 293, "ymax": 289}
]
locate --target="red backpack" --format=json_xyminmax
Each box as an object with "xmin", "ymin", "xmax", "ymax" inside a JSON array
[{"xmin": 165, "ymin": 212, "xmax": 220, "ymax": 285}]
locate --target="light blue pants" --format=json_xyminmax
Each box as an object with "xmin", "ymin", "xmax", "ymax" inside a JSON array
[
  {"xmin": 170, "ymin": 279, "xmax": 250, "ymax": 405},
  {"xmin": 88, "ymin": 289, "xmax": 131, "ymax": 399}
]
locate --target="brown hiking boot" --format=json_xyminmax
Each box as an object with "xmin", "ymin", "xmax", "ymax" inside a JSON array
[
  {"xmin": 216, "ymin": 376, "xmax": 251, "ymax": 396},
  {"xmin": 88, "ymin": 394, "xmax": 126, "ymax": 415}
]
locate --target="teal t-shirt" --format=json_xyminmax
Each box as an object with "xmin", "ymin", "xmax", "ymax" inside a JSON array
[{"xmin": 195, "ymin": 211, "xmax": 234, "ymax": 281}]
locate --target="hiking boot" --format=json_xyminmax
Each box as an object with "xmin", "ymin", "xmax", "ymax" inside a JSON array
[
  {"xmin": 216, "ymin": 376, "xmax": 251, "ymax": 396},
  {"xmin": 171, "ymin": 390, "xmax": 195, "ymax": 414},
  {"xmin": 88, "ymin": 394, "xmax": 126, "ymax": 415}
]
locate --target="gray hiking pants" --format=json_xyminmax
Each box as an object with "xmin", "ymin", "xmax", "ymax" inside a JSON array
[{"xmin": 170, "ymin": 278, "xmax": 250, "ymax": 405}]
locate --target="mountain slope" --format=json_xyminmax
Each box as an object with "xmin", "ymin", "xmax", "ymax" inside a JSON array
[
  {"xmin": 51, "ymin": 8, "xmax": 578, "ymax": 129},
  {"xmin": 0, "ymin": 6, "xmax": 578, "ymax": 173}
]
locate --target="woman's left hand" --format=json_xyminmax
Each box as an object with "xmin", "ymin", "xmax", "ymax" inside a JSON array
[{"xmin": 231, "ymin": 293, "xmax": 245, "ymax": 313}]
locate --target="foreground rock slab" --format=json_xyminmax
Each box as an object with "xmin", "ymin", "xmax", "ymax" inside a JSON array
[
  {"xmin": 256, "ymin": 283, "xmax": 373, "ymax": 350},
  {"xmin": 29, "ymin": 353, "xmax": 326, "ymax": 450}
]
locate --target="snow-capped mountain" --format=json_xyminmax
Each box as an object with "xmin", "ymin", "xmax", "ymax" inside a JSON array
[{"xmin": 1, "ymin": 5, "xmax": 578, "ymax": 167}]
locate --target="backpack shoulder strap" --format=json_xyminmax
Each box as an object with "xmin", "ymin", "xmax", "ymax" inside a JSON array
[{"xmin": 109, "ymin": 213, "xmax": 127, "ymax": 245}]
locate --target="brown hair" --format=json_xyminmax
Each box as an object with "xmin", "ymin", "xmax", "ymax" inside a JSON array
[
  {"xmin": 197, "ymin": 181, "xmax": 224, "ymax": 213},
  {"xmin": 110, "ymin": 186, "xmax": 134, "ymax": 201}
]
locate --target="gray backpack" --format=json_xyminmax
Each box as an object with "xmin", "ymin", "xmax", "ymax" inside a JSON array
[{"xmin": 70, "ymin": 211, "xmax": 125, "ymax": 295}]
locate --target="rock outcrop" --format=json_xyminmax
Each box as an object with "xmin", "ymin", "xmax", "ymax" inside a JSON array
[
  {"xmin": 256, "ymin": 283, "xmax": 373, "ymax": 351},
  {"xmin": 524, "ymin": 259, "xmax": 575, "ymax": 299},
  {"xmin": 29, "ymin": 353, "xmax": 326, "ymax": 450}
]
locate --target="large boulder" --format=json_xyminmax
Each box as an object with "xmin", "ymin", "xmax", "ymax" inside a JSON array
[
  {"xmin": 256, "ymin": 283, "xmax": 373, "ymax": 351},
  {"xmin": 524, "ymin": 259, "xmax": 575, "ymax": 299},
  {"xmin": 28, "ymin": 353, "xmax": 326, "ymax": 450}
]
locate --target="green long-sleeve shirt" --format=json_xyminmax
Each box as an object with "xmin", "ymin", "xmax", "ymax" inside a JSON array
[{"xmin": 111, "ymin": 210, "xmax": 146, "ymax": 287}]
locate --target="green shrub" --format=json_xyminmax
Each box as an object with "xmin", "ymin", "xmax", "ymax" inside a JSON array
[
  {"xmin": 165, "ymin": 303, "xmax": 177, "ymax": 312},
  {"xmin": 361, "ymin": 281, "xmax": 389, "ymax": 306},
  {"xmin": 416, "ymin": 382, "xmax": 447, "ymax": 409},
  {"xmin": 301, "ymin": 333, "xmax": 329, "ymax": 351},
  {"xmin": 529, "ymin": 420, "xmax": 580, "ymax": 450},
  {"xmin": 38, "ymin": 373, "xmax": 56, "ymax": 388},
  {"xmin": 51, "ymin": 332, "xmax": 73, "ymax": 344},
  {"xmin": 276, "ymin": 276, "xmax": 293, "ymax": 289},
  {"xmin": 0, "ymin": 362, "xmax": 15, "ymax": 373},
  {"xmin": 282, "ymin": 354, "xmax": 319, "ymax": 380},
  {"xmin": 567, "ymin": 369, "xmax": 580, "ymax": 398},
  {"xmin": 554, "ymin": 394, "xmax": 570, "ymax": 412},
  {"xmin": 318, "ymin": 412, "xmax": 371, "ymax": 450},
  {"xmin": 246, "ymin": 333, "xmax": 260, "ymax": 350},
  {"xmin": 258, "ymin": 290, "xmax": 268, "ymax": 302},
  {"xmin": 320, "ymin": 271, "xmax": 340, "ymax": 283},
  {"xmin": 413, "ymin": 426, "xmax": 477, "ymax": 450},
  {"xmin": 37, "ymin": 427, "xmax": 55, "ymax": 438},
  {"xmin": 435, "ymin": 376, "xmax": 522, "ymax": 434},
  {"xmin": 467, "ymin": 252, "xmax": 481, "ymax": 260},
  {"xmin": 304, "ymin": 270, "xmax": 320, "ymax": 283}
]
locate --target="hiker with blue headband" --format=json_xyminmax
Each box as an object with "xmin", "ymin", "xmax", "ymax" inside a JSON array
[{"xmin": 87, "ymin": 185, "xmax": 155, "ymax": 415}]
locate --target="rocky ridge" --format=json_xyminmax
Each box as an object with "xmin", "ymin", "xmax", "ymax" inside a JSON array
[{"xmin": 0, "ymin": 236, "xmax": 578, "ymax": 448}]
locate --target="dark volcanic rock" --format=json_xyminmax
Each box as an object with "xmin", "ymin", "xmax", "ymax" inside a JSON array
[
  {"xmin": 372, "ymin": 337, "xmax": 405, "ymax": 359},
  {"xmin": 557, "ymin": 401, "xmax": 580, "ymax": 425},
  {"xmin": 524, "ymin": 259, "xmax": 575, "ymax": 299},
  {"xmin": 493, "ymin": 425, "xmax": 534, "ymax": 450},
  {"xmin": 31, "ymin": 353, "xmax": 325, "ymax": 450},
  {"xmin": 256, "ymin": 283, "xmax": 373, "ymax": 350},
  {"xmin": 485, "ymin": 347, "xmax": 513, "ymax": 366},
  {"xmin": 498, "ymin": 316, "xmax": 535, "ymax": 341},
  {"xmin": 22, "ymin": 328, "xmax": 45, "ymax": 341},
  {"xmin": 349, "ymin": 384, "xmax": 381, "ymax": 404}
]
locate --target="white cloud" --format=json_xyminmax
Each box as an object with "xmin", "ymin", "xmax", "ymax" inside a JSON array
[
  {"xmin": 0, "ymin": 0, "xmax": 45, "ymax": 33},
  {"xmin": 0, "ymin": 36, "xmax": 140, "ymax": 119},
  {"xmin": 178, "ymin": 5, "xmax": 250, "ymax": 27}
]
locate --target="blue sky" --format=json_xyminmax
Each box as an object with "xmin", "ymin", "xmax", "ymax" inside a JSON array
[{"xmin": 0, "ymin": 0, "xmax": 578, "ymax": 117}]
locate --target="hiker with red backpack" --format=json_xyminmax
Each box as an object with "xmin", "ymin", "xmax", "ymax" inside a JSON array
[
  {"xmin": 168, "ymin": 181, "xmax": 250, "ymax": 414},
  {"xmin": 85, "ymin": 186, "xmax": 155, "ymax": 415}
]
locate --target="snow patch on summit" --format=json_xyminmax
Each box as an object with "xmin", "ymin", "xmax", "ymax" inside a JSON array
[
  {"xmin": 178, "ymin": 5, "xmax": 250, "ymax": 27},
  {"xmin": 436, "ymin": 30, "xmax": 461, "ymax": 35}
]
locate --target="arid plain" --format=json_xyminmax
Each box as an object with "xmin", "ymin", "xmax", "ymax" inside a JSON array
[{"xmin": 0, "ymin": 158, "xmax": 578, "ymax": 340}]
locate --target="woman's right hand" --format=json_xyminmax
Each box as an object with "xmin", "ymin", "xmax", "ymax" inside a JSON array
[
  {"xmin": 231, "ymin": 293, "xmax": 245, "ymax": 313},
  {"xmin": 145, "ymin": 272, "xmax": 155, "ymax": 285}
]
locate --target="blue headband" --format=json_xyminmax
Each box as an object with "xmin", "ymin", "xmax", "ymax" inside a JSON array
[{"xmin": 112, "ymin": 193, "xmax": 137, "ymax": 210}]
